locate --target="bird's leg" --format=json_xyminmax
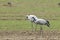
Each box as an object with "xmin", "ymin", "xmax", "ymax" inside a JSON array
[
  {"xmin": 40, "ymin": 25, "xmax": 43, "ymax": 36},
  {"xmin": 35, "ymin": 24, "xmax": 37, "ymax": 32},
  {"xmin": 31, "ymin": 22, "xmax": 34, "ymax": 32},
  {"xmin": 40, "ymin": 26, "xmax": 43, "ymax": 31}
]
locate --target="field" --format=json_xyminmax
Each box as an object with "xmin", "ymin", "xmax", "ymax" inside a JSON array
[{"xmin": 0, "ymin": 0, "xmax": 60, "ymax": 40}]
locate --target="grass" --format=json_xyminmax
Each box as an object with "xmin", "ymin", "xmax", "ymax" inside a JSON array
[
  {"xmin": 0, "ymin": 20, "xmax": 59, "ymax": 31},
  {"xmin": 0, "ymin": 20, "xmax": 32, "ymax": 31},
  {"xmin": 0, "ymin": 0, "xmax": 60, "ymax": 30}
]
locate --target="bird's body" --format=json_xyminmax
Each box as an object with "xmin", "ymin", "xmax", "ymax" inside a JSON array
[
  {"xmin": 32, "ymin": 17, "xmax": 50, "ymax": 27},
  {"xmin": 34, "ymin": 19, "xmax": 47, "ymax": 25}
]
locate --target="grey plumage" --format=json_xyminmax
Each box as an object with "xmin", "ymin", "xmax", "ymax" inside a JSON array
[{"xmin": 32, "ymin": 17, "xmax": 50, "ymax": 27}]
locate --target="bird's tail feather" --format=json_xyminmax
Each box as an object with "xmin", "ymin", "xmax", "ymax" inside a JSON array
[{"xmin": 46, "ymin": 20, "xmax": 50, "ymax": 27}]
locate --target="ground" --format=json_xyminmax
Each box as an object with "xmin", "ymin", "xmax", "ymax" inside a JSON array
[
  {"xmin": 0, "ymin": 30, "xmax": 60, "ymax": 40},
  {"xmin": 0, "ymin": 0, "xmax": 60, "ymax": 40}
]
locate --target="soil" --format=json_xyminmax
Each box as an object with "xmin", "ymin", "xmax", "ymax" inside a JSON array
[{"xmin": 0, "ymin": 30, "xmax": 60, "ymax": 40}]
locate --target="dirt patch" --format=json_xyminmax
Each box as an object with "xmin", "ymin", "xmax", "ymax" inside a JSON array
[{"xmin": 0, "ymin": 30, "xmax": 60, "ymax": 40}]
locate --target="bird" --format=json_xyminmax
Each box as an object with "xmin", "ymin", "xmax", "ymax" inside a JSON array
[
  {"xmin": 26, "ymin": 15, "xmax": 38, "ymax": 31},
  {"xmin": 31, "ymin": 17, "xmax": 50, "ymax": 32}
]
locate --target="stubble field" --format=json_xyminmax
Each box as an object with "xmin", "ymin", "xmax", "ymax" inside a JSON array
[{"xmin": 0, "ymin": 0, "xmax": 60, "ymax": 40}]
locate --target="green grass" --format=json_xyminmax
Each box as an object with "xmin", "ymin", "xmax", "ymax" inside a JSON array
[
  {"xmin": 0, "ymin": 0, "xmax": 60, "ymax": 20},
  {"xmin": 0, "ymin": 20, "xmax": 59, "ymax": 31},
  {"xmin": 0, "ymin": 20, "xmax": 32, "ymax": 31},
  {"xmin": 0, "ymin": 0, "xmax": 60, "ymax": 30}
]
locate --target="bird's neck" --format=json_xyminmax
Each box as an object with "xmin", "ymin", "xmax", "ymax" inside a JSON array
[{"xmin": 32, "ymin": 18, "xmax": 37, "ymax": 22}]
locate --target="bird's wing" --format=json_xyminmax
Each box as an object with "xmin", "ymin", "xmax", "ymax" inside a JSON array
[{"xmin": 35, "ymin": 19, "xmax": 47, "ymax": 24}]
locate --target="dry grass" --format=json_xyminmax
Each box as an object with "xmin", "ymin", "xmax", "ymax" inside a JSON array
[
  {"xmin": 0, "ymin": 0, "xmax": 60, "ymax": 20},
  {"xmin": 0, "ymin": 30, "xmax": 60, "ymax": 40}
]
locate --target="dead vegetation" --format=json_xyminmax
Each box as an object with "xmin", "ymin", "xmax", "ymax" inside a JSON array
[{"xmin": 0, "ymin": 30, "xmax": 60, "ymax": 40}]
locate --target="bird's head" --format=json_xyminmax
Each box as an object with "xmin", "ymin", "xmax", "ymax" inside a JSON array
[{"xmin": 25, "ymin": 15, "xmax": 29, "ymax": 20}]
